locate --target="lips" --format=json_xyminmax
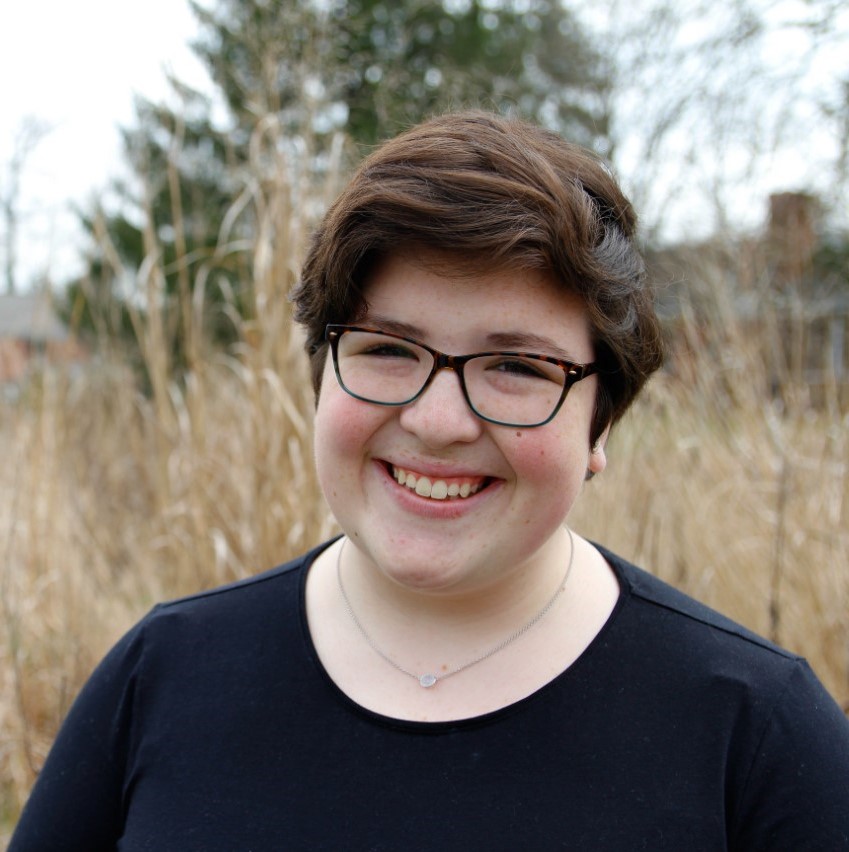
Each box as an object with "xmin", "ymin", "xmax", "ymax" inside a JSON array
[{"xmin": 390, "ymin": 464, "xmax": 490, "ymax": 500}]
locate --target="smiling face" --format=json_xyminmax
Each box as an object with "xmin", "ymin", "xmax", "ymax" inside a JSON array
[{"xmin": 313, "ymin": 250, "xmax": 607, "ymax": 597}]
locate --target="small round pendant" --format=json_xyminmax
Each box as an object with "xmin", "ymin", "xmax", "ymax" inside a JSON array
[{"xmin": 419, "ymin": 673, "xmax": 437, "ymax": 688}]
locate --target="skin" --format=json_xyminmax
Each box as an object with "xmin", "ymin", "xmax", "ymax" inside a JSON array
[{"xmin": 313, "ymin": 250, "xmax": 608, "ymax": 610}]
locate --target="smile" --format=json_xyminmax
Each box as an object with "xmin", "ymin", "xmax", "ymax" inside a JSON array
[{"xmin": 390, "ymin": 465, "xmax": 488, "ymax": 500}]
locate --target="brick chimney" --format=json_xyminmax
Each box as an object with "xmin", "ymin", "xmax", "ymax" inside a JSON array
[{"xmin": 766, "ymin": 192, "xmax": 819, "ymax": 286}]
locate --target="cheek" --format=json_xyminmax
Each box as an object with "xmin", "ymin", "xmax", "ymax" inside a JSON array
[
  {"xmin": 504, "ymin": 429, "xmax": 589, "ymax": 522},
  {"xmin": 313, "ymin": 383, "xmax": 385, "ymax": 494}
]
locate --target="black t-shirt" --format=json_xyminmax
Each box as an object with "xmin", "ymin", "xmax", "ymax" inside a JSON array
[{"xmin": 11, "ymin": 540, "xmax": 849, "ymax": 851}]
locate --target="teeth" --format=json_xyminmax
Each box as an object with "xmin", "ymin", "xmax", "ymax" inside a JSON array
[
  {"xmin": 431, "ymin": 481, "xmax": 449, "ymax": 500},
  {"xmin": 391, "ymin": 466, "xmax": 484, "ymax": 500}
]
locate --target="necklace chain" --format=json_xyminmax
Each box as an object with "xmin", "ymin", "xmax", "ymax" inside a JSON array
[{"xmin": 335, "ymin": 528, "xmax": 575, "ymax": 688}]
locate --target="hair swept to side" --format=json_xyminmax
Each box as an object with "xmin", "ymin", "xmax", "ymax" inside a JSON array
[{"xmin": 292, "ymin": 110, "xmax": 664, "ymax": 443}]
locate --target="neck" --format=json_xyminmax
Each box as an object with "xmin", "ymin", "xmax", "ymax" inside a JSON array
[
  {"xmin": 337, "ymin": 527, "xmax": 574, "ymax": 647},
  {"xmin": 305, "ymin": 528, "xmax": 620, "ymax": 718}
]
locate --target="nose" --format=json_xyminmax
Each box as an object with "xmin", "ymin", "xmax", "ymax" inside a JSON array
[{"xmin": 398, "ymin": 368, "xmax": 483, "ymax": 448}]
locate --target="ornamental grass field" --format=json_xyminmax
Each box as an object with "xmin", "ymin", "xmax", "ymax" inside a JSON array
[{"xmin": 1, "ymin": 157, "xmax": 847, "ymax": 841}]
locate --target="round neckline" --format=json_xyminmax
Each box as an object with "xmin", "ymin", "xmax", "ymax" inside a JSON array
[{"xmin": 298, "ymin": 536, "xmax": 630, "ymax": 732}]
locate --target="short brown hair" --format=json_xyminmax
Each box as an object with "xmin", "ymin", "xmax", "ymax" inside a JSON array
[{"xmin": 292, "ymin": 110, "xmax": 663, "ymax": 443}]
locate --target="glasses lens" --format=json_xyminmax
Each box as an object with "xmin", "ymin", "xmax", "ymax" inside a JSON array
[
  {"xmin": 464, "ymin": 354, "xmax": 566, "ymax": 426},
  {"xmin": 335, "ymin": 330, "xmax": 434, "ymax": 404}
]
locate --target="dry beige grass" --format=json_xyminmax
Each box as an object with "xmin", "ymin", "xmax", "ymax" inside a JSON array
[{"xmin": 1, "ymin": 140, "xmax": 847, "ymax": 842}]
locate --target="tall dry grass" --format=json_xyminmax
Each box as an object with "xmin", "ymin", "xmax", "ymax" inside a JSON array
[
  {"xmin": 1, "ymin": 135, "xmax": 847, "ymax": 841},
  {"xmin": 571, "ymin": 253, "xmax": 849, "ymax": 698}
]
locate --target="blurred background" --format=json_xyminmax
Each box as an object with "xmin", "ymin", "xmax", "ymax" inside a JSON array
[{"xmin": 1, "ymin": 0, "xmax": 847, "ymax": 839}]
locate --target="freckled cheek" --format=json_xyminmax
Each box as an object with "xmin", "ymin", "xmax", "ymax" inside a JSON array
[
  {"xmin": 503, "ymin": 431, "xmax": 585, "ymax": 522},
  {"xmin": 314, "ymin": 388, "xmax": 389, "ymax": 483}
]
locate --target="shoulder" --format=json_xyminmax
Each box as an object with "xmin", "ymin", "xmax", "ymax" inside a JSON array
[
  {"xmin": 141, "ymin": 539, "xmax": 333, "ymax": 631},
  {"xmin": 593, "ymin": 543, "xmax": 846, "ymax": 729},
  {"xmin": 596, "ymin": 545, "xmax": 849, "ymax": 846},
  {"xmin": 70, "ymin": 540, "xmax": 339, "ymax": 721},
  {"xmin": 596, "ymin": 541, "xmax": 849, "ymax": 743},
  {"xmin": 598, "ymin": 543, "xmax": 800, "ymax": 665},
  {"xmin": 97, "ymin": 539, "xmax": 337, "ymax": 685}
]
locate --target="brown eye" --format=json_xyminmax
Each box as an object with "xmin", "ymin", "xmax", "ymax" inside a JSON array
[
  {"xmin": 491, "ymin": 358, "xmax": 546, "ymax": 378},
  {"xmin": 361, "ymin": 343, "xmax": 419, "ymax": 359},
  {"xmin": 485, "ymin": 356, "xmax": 561, "ymax": 383}
]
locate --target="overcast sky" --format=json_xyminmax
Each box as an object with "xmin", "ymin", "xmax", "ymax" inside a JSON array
[{"xmin": 0, "ymin": 0, "xmax": 208, "ymax": 290}]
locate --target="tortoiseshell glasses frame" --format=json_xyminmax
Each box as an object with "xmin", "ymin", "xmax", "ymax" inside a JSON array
[{"xmin": 325, "ymin": 324, "xmax": 600, "ymax": 428}]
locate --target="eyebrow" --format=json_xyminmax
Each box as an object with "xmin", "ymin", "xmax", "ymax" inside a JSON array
[
  {"xmin": 362, "ymin": 315, "xmax": 424, "ymax": 340},
  {"xmin": 362, "ymin": 314, "xmax": 585, "ymax": 363},
  {"xmin": 485, "ymin": 331, "xmax": 584, "ymax": 363}
]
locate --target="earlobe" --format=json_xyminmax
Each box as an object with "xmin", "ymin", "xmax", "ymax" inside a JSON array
[
  {"xmin": 587, "ymin": 444, "xmax": 607, "ymax": 477},
  {"xmin": 585, "ymin": 425, "xmax": 611, "ymax": 479}
]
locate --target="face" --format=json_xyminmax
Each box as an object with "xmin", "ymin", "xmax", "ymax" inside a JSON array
[{"xmin": 313, "ymin": 250, "xmax": 607, "ymax": 596}]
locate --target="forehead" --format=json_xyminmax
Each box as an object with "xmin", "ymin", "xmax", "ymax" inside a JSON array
[{"xmin": 359, "ymin": 249, "xmax": 594, "ymax": 360}]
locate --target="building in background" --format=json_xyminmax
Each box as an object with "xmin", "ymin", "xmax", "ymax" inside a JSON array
[
  {"xmin": 0, "ymin": 291, "xmax": 84, "ymax": 387},
  {"xmin": 648, "ymin": 191, "xmax": 848, "ymax": 408}
]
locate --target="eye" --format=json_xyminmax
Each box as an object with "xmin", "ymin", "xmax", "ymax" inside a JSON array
[
  {"xmin": 359, "ymin": 341, "xmax": 419, "ymax": 359},
  {"xmin": 342, "ymin": 331, "xmax": 424, "ymax": 361},
  {"xmin": 488, "ymin": 356, "xmax": 556, "ymax": 381}
]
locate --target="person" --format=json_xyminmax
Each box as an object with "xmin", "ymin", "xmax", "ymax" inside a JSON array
[{"xmin": 10, "ymin": 111, "xmax": 849, "ymax": 851}]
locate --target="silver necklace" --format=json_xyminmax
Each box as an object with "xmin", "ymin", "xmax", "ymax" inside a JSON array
[{"xmin": 336, "ymin": 528, "xmax": 575, "ymax": 688}]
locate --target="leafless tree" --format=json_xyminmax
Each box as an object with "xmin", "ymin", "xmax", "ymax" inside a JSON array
[
  {"xmin": 1, "ymin": 117, "xmax": 51, "ymax": 294},
  {"xmin": 575, "ymin": 0, "xmax": 849, "ymax": 242}
]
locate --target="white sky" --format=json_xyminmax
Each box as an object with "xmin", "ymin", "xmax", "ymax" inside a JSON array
[{"xmin": 0, "ymin": 0, "xmax": 208, "ymax": 290}]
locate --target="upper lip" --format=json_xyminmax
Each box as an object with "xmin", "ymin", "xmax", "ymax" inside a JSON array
[{"xmin": 379, "ymin": 457, "xmax": 497, "ymax": 480}]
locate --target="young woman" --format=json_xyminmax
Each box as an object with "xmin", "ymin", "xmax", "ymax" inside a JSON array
[{"xmin": 11, "ymin": 112, "xmax": 849, "ymax": 850}]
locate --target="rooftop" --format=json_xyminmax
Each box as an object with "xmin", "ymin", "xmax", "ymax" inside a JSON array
[{"xmin": 0, "ymin": 292, "xmax": 67, "ymax": 342}]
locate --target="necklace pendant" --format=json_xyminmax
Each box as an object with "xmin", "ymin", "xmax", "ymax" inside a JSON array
[{"xmin": 419, "ymin": 673, "xmax": 437, "ymax": 688}]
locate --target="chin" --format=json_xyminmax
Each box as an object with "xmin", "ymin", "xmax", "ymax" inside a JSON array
[{"xmin": 361, "ymin": 535, "xmax": 487, "ymax": 595}]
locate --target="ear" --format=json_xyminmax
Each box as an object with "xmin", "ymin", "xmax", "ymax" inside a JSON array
[{"xmin": 588, "ymin": 424, "xmax": 611, "ymax": 476}]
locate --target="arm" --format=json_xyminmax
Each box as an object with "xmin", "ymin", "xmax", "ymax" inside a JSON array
[
  {"xmin": 9, "ymin": 620, "xmax": 147, "ymax": 852},
  {"xmin": 732, "ymin": 660, "xmax": 849, "ymax": 851}
]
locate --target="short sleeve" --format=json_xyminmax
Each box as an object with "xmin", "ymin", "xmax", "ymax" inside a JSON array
[
  {"xmin": 732, "ymin": 659, "xmax": 849, "ymax": 851},
  {"xmin": 9, "ymin": 617, "xmax": 149, "ymax": 852}
]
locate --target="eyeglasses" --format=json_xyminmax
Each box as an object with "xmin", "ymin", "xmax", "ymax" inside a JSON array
[{"xmin": 325, "ymin": 324, "xmax": 599, "ymax": 428}]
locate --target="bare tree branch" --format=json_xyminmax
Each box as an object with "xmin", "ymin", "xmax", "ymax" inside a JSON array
[{"xmin": 1, "ymin": 117, "xmax": 51, "ymax": 294}]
